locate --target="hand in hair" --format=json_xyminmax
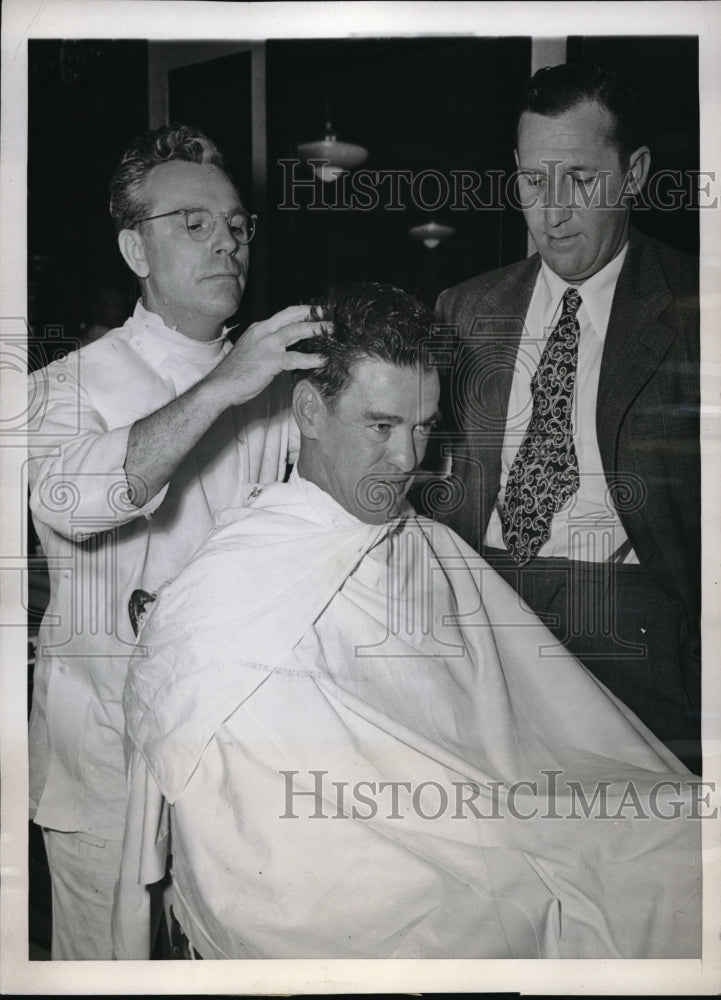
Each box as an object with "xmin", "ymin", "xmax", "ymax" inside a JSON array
[
  {"xmin": 123, "ymin": 306, "xmax": 325, "ymax": 508},
  {"xmin": 209, "ymin": 305, "xmax": 326, "ymax": 409}
]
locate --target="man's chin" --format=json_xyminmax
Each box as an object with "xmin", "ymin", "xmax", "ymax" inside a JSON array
[
  {"xmin": 354, "ymin": 481, "xmax": 409, "ymax": 524},
  {"xmin": 206, "ymin": 285, "xmax": 244, "ymax": 318},
  {"xmin": 359, "ymin": 504, "xmax": 403, "ymax": 526}
]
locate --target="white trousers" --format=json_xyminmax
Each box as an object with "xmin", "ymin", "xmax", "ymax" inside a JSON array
[{"xmin": 42, "ymin": 828, "xmax": 122, "ymax": 960}]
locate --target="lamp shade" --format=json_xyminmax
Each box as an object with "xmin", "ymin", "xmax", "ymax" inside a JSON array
[
  {"xmin": 409, "ymin": 221, "xmax": 456, "ymax": 249},
  {"xmin": 298, "ymin": 122, "xmax": 368, "ymax": 183}
]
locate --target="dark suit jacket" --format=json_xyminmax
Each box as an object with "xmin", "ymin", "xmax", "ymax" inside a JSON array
[{"xmin": 435, "ymin": 228, "xmax": 700, "ymax": 671}]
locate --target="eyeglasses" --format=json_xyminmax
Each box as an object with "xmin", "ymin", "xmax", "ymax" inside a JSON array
[{"xmin": 134, "ymin": 208, "xmax": 257, "ymax": 245}]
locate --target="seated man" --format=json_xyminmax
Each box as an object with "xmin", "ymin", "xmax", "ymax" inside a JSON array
[{"xmin": 114, "ymin": 282, "xmax": 700, "ymax": 961}]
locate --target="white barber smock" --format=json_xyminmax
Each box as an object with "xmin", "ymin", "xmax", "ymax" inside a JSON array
[{"xmin": 28, "ymin": 301, "xmax": 298, "ymax": 842}]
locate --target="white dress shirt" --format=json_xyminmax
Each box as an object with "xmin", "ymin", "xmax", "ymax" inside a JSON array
[{"xmin": 484, "ymin": 245, "xmax": 638, "ymax": 563}]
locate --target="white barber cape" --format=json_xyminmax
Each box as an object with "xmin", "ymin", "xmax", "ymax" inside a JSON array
[{"xmin": 115, "ymin": 470, "xmax": 700, "ymax": 960}]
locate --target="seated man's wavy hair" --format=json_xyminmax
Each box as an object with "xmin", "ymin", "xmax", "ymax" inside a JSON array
[{"xmin": 294, "ymin": 282, "xmax": 437, "ymax": 404}]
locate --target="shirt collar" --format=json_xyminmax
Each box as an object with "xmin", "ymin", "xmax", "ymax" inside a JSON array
[
  {"xmin": 132, "ymin": 300, "xmax": 229, "ymax": 356},
  {"xmin": 540, "ymin": 241, "xmax": 628, "ymax": 342}
]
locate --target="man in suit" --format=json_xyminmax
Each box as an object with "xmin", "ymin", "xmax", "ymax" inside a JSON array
[{"xmin": 435, "ymin": 62, "xmax": 700, "ymax": 770}]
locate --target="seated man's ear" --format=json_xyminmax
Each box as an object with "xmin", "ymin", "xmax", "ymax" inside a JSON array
[
  {"xmin": 293, "ymin": 380, "xmax": 326, "ymax": 440},
  {"xmin": 118, "ymin": 229, "xmax": 150, "ymax": 279}
]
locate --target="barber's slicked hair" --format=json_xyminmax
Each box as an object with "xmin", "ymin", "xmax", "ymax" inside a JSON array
[
  {"xmin": 516, "ymin": 62, "xmax": 640, "ymax": 162},
  {"xmin": 109, "ymin": 123, "xmax": 227, "ymax": 233},
  {"xmin": 294, "ymin": 282, "xmax": 436, "ymax": 405}
]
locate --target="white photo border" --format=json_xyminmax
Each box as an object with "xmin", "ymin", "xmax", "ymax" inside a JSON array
[{"xmin": 1, "ymin": 1, "xmax": 719, "ymax": 994}]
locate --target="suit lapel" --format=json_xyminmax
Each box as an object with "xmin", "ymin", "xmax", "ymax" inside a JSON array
[
  {"xmin": 473, "ymin": 254, "xmax": 541, "ymax": 323},
  {"xmin": 460, "ymin": 255, "xmax": 540, "ymax": 436},
  {"xmin": 447, "ymin": 257, "xmax": 539, "ymax": 544},
  {"xmin": 597, "ymin": 232, "xmax": 676, "ymax": 473}
]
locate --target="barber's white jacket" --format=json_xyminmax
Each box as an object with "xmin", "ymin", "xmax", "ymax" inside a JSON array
[{"xmin": 28, "ymin": 301, "xmax": 298, "ymax": 842}]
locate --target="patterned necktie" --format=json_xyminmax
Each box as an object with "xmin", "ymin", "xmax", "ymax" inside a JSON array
[{"xmin": 501, "ymin": 286, "xmax": 582, "ymax": 565}]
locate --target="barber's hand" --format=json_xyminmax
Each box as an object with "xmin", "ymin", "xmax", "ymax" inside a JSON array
[{"xmin": 209, "ymin": 305, "xmax": 326, "ymax": 407}]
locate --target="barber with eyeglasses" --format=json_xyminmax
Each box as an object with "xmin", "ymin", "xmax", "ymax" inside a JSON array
[{"xmin": 27, "ymin": 124, "xmax": 325, "ymax": 960}]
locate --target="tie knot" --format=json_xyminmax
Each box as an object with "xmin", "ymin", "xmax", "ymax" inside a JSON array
[{"xmin": 563, "ymin": 286, "xmax": 582, "ymax": 317}]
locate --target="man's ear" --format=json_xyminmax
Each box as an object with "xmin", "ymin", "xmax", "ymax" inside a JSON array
[
  {"xmin": 626, "ymin": 145, "xmax": 651, "ymax": 196},
  {"xmin": 118, "ymin": 228, "xmax": 150, "ymax": 279},
  {"xmin": 292, "ymin": 380, "xmax": 326, "ymax": 440}
]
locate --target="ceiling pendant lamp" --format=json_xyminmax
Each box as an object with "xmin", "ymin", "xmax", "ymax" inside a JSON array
[
  {"xmin": 298, "ymin": 120, "xmax": 368, "ymax": 183},
  {"xmin": 409, "ymin": 220, "xmax": 456, "ymax": 249}
]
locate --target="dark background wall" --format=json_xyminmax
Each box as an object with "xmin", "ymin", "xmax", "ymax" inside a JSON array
[
  {"xmin": 265, "ymin": 36, "xmax": 531, "ymax": 312},
  {"xmin": 27, "ymin": 34, "xmax": 699, "ymax": 371},
  {"xmin": 28, "ymin": 40, "xmax": 148, "ymax": 367}
]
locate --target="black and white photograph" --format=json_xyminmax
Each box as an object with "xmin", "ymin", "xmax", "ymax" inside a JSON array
[{"xmin": 1, "ymin": 1, "xmax": 720, "ymax": 995}]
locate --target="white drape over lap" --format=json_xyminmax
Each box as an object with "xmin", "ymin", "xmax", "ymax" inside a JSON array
[{"xmin": 119, "ymin": 473, "xmax": 700, "ymax": 960}]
